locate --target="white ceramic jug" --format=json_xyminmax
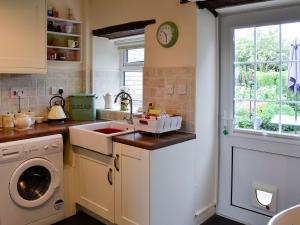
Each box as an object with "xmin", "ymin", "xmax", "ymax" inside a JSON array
[
  {"xmin": 14, "ymin": 113, "xmax": 33, "ymax": 129},
  {"xmin": 103, "ymin": 93, "xmax": 113, "ymax": 109}
]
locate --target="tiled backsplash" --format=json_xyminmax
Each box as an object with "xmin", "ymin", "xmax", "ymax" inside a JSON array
[
  {"xmin": 0, "ymin": 68, "xmax": 83, "ymax": 117},
  {"xmin": 143, "ymin": 67, "xmax": 195, "ymax": 132}
]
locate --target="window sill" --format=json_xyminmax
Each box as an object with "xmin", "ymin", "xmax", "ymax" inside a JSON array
[{"xmin": 96, "ymin": 108, "xmax": 142, "ymax": 121}]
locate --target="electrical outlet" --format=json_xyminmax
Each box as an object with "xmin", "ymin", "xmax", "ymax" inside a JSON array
[
  {"xmin": 51, "ymin": 87, "xmax": 64, "ymax": 95},
  {"xmin": 10, "ymin": 88, "xmax": 27, "ymax": 98}
]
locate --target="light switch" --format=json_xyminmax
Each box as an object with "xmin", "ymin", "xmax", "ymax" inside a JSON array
[
  {"xmin": 166, "ymin": 84, "xmax": 174, "ymax": 95},
  {"xmin": 177, "ymin": 84, "xmax": 187, "ymax": 95}
]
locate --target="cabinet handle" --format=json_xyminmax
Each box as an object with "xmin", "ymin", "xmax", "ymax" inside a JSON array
[
  {"xmin": 114, "ymin": 154, "xmax": 120, "ymax": 172},
  {"xmin": 107, "ymin": 168, "xmax": 113, "ymax": 185}
]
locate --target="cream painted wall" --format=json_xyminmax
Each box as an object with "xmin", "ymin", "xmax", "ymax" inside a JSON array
[
  {"xmin": 87, "ymin": 1, "xmax": 218, "ymax": 224},
  {"xmin": 194, "ymin": 9, "xmax": 218, "ymax": 224},
  {"xmin": 88, "ymin": 0, "xmax": 197, "ymax": 68},
  {"xmin": 47, "ymin": 0, "xmax": 83, "ymax": 20}
]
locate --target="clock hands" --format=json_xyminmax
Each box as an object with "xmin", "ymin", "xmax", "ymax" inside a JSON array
[{"xmin": 162, "ymin": 31, "xmax": 168, "ymax": 43}]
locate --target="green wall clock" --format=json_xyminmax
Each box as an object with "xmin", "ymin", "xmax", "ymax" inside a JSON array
[{"xmin": 156, "ymin": 21, "xmax": 179, "ymax": 48}]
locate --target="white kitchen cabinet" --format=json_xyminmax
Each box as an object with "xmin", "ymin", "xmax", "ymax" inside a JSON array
[
  {"xmin": 0, "ymin": 0, "xmax": 47, "ymax": 74},
  {"xmin": 73, "ymin": 139, "xmax": 195, "ymax": 225},
  {"xmin": 114, "ymin": 143, "xmax": 150, "ymax": 225},
  {"xmin": 114, "ymin": 140, "xmax": 195, "ymax": 225},
  {"xmin": 74, "ymin": 147, "xmax": 115, "ymax": 223}
]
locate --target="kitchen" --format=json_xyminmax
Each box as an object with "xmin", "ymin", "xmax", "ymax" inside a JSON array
[{"xmin": 0, "ymin": 1, "xmax": 299, "ymax": 225}]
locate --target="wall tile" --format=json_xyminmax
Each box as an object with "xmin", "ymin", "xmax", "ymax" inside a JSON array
[
  {"xmin": 143, "ymin": 66, "xmax": 196, "ymax": 132},
  {"xmin": 0, "ymin": 68, "xmax": 83, "ymax": 117}
]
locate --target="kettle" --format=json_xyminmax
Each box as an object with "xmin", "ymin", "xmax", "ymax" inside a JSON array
[
  {"xmin": 48, "ymin": 96, "xmax": 67, "ymax": 122},
  {"xmin": 103, "ymin": 93, "xmax": 113, "ymax": 109}
]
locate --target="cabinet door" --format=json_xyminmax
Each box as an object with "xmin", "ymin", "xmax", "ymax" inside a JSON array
[
  {"xmin": 114, "ymin": 143, "xmax": 150, "ymax": 225},
  {"xmin": 0, "ymin": 0, "xmax": 47, "ymax": 74},
  {"xmin": 75, "ymin": 150, "xmax": 114, "ymax": 223}
]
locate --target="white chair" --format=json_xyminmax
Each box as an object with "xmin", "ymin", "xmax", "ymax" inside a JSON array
[{"xmin": 268, "ymin": 204, "xmax": 300, "ymax": 225}]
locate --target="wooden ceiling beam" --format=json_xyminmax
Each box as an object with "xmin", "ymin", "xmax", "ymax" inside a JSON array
[
  {"xmin": 93, "ymin": 19, "xmax": 156, "ymax": 39},
  {"xmin": 181, "ymin": 0, "xmax": 273, "ymax": 17}
]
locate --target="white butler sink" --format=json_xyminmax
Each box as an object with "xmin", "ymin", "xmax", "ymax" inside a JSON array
[{"xmin": 69, "ymin": 121, "xmax": 134, "ymax": 155}]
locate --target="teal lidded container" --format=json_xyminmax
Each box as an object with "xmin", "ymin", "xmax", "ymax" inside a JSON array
[{"xmin": 69, "ymin": 93, "xmax": 97, "ymax": 120}]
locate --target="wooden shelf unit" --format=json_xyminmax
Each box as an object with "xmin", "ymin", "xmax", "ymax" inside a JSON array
[{"xmin": 47, "ymin": 16, "xmax": 81, "ymax": 62}]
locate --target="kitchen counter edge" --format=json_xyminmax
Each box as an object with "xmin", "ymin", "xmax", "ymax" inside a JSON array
[
  {"xmin": 112, "ymin": 131, "xmax": 196, "ymax": 150},
  {"xmin": 0, "ymin": 120, "xmax": 107, "ymax": 143}
]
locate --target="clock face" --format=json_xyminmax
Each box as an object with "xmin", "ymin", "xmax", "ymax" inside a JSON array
[{"xmin": 157, "ymin": 21, "xmax": 179, "ymax": 48}]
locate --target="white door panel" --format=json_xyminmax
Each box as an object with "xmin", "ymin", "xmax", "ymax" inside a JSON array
[{"xmin": 218, "ymin": 5, "xmax": 300, "ymax": 225}]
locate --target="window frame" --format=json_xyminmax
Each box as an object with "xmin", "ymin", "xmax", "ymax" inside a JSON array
[
  {"xmin": 119, "ymin": 46, "xmax": 144, "ymax": 108},
  {"xmin": 233, "ymin": 23, "xmax": 300, "ymax": 136},
  {"xmin": 219, "ymin": 5, "xmax": 300, "ymax": 141}
]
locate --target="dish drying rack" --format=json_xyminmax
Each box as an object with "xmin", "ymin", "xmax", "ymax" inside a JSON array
[{"xmin": 133, "ymin": 115, "xmax": 182, "ymax": 134}]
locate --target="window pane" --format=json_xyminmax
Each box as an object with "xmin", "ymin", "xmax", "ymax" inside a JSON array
[
  {"xmin": 127, "ymin": 48, "xmax": 144, "ymax": 63},
  {"xmin": 124, "ymin": 71, "xmax": 143, "ymax": 108},
  {"xmin": 234, "ymin": 64, "xmax": 255, "ymax": 99},
  {"xmin": 234, "ymin": 100, "xmax": 254, "ymax": 129},
  {"xmin": 282, "ymin": 62, "xmax": 300, "ymax": 101},
  {"xmin": 281, "ymin": 22, "xmax": 300, "ymax": 61},
  {"xmin": 256, "ymin": 102, "xmax": 279, "ymax": 132},
  {"xmin": 256, "ymin": 25, "xmax": 280, "ymax": 62},
  {"xmin": 234, "ymin": 28, "xmax": 254, "ymax": 63},
  {"xmin": 281, "ymin": 102, "xmax": 300, "ymax": 135},
  {"xmin": 256, "ymin": 63, "xmax": 279, "ymax": 100}
]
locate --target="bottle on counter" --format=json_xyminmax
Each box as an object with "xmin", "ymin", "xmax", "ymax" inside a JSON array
[{"xmin": 3, "ymin": 113, "xmax": 14, "ymax": 128}]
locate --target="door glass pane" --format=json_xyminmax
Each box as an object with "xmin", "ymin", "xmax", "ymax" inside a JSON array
[
  {"xmin": 281, "ymin": 22, "xmax": 300, "ymax": 61},
  {"xmin": 234, "ymin": 28, "xmax": 254, "ymax": 63},
  {"xmin": 256, "ymin": 25, "xmax": 280, "ymax": 62},
  {"xmin": 234, "ymin": 64, "xmax": 255, "ymax": 100},
  {"xmin": 282, "ymin": 62, "xmax": 300, "ymax": 101},
  {"xmin": 256, "ymin": 102, "xmax": 279, "ymax": 132},
  {"xmin": 281, "ymin": 102, "xmax": 300, "ymax": 134},
  {"xmin": 17, "ymin": 166, "xmax": 51, "ymax": 201},
  {"xmin": 234, "ymin": 100, "xmax": 254, "ymax": 129},
  {"xmin": 256, "ymin": 63, "xmax": 279, "ymax": 101}
]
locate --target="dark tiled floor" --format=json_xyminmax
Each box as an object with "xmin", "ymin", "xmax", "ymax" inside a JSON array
[
  {"xmin": 54, "ymin": 212, "xmax": 244, "ymax": 225},
  {"xmin": 202, "ymin": 215, "xmax": 245, "ymax": 225},
  {"xmin": 53, "ymin": 211, "xmax": 105, "ymax": 225}
]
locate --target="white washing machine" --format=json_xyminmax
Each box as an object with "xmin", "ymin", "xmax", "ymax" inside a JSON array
[{"xmin": 0, "ymin": 134, "xmax": 64, "ymax": 225}]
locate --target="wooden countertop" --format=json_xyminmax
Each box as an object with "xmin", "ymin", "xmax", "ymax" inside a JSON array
[
  {"xmin": 112, "ymin": 131, "xmax": 196, "ymax": 150},
  {"xmin": 0, "ymin": 120, "xmax": 106, "ymax": 143}
]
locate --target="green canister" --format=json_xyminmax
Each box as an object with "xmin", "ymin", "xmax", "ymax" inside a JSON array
[{"xmin": 69, "ymin": 94, "xmax": 97, "ymax": 120}]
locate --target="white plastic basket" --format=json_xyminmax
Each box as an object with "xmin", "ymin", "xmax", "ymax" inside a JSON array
[{"xmin": 133, "ymin": 116, "xmax": 182, "ymax": 133}]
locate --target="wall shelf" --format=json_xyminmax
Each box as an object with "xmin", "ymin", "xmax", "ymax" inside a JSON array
[
  {"xmin": 47, "ymin": 31, "xmax": 80, "ymax": 37},
  {"xmin": 47, "ymin": 16, "xmax": 81, "ymax": 24},
  {"xmin": 47, "ymin": 16, "xmax": 81, "ymax": 62},
  {"xmin": 47, "ymin": 45, "xmax": 80, "ymax": 50}
]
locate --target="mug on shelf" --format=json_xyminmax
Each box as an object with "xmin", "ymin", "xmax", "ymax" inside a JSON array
[
  {"xmin": 68, "ymin": 40, "xmax": 79, "ymax": 48},
  {"xmin": 65, "ymin": 24, "xmax": 73, "ymax": 33}
]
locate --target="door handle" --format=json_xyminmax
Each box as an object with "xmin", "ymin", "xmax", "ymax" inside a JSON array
[
  {"xmin": 114, "ymin": 154, "xmax": 120, "ymax": 172},
  {"xmin": 107, "ymin": 168, "xmax": 113, "ymax": 185}
]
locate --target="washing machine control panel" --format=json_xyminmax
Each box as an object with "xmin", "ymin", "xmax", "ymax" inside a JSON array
[{"xmin": 0, "ymin": 135, "xmax": 63, "ymax": 164}]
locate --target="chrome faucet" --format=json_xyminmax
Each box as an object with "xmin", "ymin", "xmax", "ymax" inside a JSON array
[{"xmin": 114, "ymin": 91, "xmax": 133, "ymax": 124}]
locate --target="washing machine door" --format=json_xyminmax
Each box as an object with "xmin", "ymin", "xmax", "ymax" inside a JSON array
[{"xmin": 9, "ymin": 158, "xmax": 60, "ymax": 208}]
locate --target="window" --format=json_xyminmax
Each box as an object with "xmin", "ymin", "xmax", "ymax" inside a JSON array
[
  {"xmin": 121, "ymin": 47, "xmax": 144, "ymax": 109},
  {"xmin": 234, "ymin": 22, "xmax": 300, "ymax": 135}
]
